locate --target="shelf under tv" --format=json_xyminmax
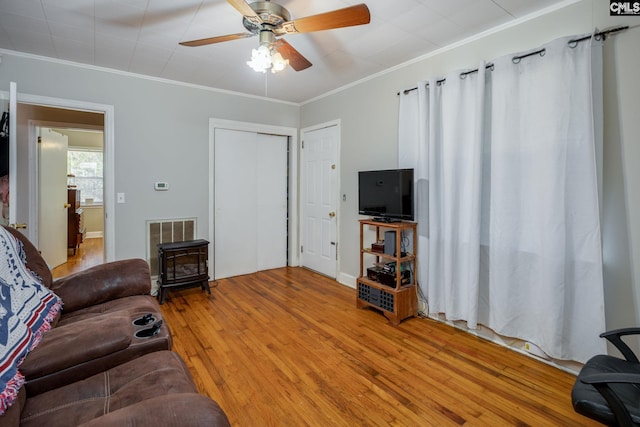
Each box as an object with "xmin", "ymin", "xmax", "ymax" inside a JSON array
[{"xmin": 371, "ymin": 217, "xmax": 403, "ymax": 223}]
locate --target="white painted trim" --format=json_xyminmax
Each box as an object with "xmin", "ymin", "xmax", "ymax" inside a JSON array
[
  {"xmin": 301, "ymin": 0, "xmax": 583, "ymax": 105},
  {"xmin": 85, "ymin": 231, "xmax": 104, "ymax": 239},
  {"xmin": 208, "ymin": 119, "xmax": 299, "ymax": 279},
  {"xmin": 8, "ymin": 83, "xmax": 16, "ymax": 228},
  {"xmin": 300, "ymin": 120, "xmax": 341, "ymax": 279},
  {"xmin": 0, "ymin": 48, "xmax": 299, "ymax": 107},
  {"xmin": 15, "ymin": 92, "xmax": 115, "ymax": 262},
  {"xmin": 337, "ymin": 272, "xmax": 357, "ymax": 289}
]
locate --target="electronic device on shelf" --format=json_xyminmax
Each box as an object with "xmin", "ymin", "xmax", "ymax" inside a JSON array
[
  {"xmin": 358, "ymin": 168, "xmax": 414, "ymax": 222},
  {"xmin": 371, "ymin": 241, "xmax": 384, "ymax": 253},
  {"xmin": 366, "ymin": 266, "xmax": 411, "ymax": 287}
]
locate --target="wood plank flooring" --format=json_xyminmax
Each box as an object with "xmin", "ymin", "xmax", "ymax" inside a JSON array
[
  {"xmin": 51, "ymin": 237, "xmax": 104, "ymax": 278},
  {"xmin": 159, "ymin": 268, "xmax": 597, "ymax": 427},
  {"xmin": 51, "ymin": 242, "xmax": 595, "ymax": 426}
]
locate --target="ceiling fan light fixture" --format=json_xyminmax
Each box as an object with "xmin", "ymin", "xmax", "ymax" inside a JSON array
[
  {"xmin": 247, "ymin": 42, "xmax": 289, "ymax": 74},
  {"xmin": 181, "ymin": 2, "xmax": 371, "ymax": 73},
  {"xmin": 247, "ymin": 44, "xmax": 272, "ymax": 73},
  {"xmin": 271, "ymin": 51, "xmax": 289, "ymax": 73}
]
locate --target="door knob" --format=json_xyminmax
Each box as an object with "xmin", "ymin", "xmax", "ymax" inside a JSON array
[
  {"xmin": 64, "ymin": 203, "xmax": 71, "ymax": 208},
  {"xmin": 10, "ymin": 223, "xmax": 27, "ymax": 229},
  {"xmin": 329, "ymin": 212, "xmax": 336, "ymax": 218}
]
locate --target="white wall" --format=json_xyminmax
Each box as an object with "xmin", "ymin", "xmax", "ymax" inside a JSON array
[
  {"xmin": 0, "ymin": 54, "xmax": 300, "ymax": 260},
  {"xmin": 301, "ymin": 0, "xmax": 640, "ymax": 352},
  {"xmin": 1, "ymin": 0, "xmax": 638, "ymax": 357}
]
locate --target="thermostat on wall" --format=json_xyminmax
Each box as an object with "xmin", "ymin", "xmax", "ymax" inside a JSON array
[{"xmin": 154, "ymin": 182, "xmax": 169, "ymax": 191}]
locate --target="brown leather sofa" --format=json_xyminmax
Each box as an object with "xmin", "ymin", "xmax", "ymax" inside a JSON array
[
  {"xmin": 0, "ymin": 227, "xmax": 230, "ymax": 426},
  {"xmin": 2, "ymin": 351, "xmax": 230, "ymax": 427},
  {"xmin": 4, "ymin": 227, "xmax": 172, "ymax": 395}
]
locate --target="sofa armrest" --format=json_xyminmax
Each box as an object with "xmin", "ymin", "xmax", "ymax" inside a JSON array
[
  {"xmin": 78, "ymin": 394, "xmax": 231, "ymax": 427},
  {"xmin": 21, "ymin": 314, "xmax": 132, "ymax": 381},
  {"xmin": 51, "ymin": 259, "xmax": 152, "ymax": 313}
]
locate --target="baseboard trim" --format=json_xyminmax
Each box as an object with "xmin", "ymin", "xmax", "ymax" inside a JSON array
[
  {"xmin": 85, "ymin": 231, "xmax": 104, "ymax": 239},
  {"xmin": 337, "ymin": 272, "xmax": 356, "ymax": 289}
]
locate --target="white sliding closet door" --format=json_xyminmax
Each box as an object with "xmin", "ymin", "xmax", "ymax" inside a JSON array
[
  {"xmin": 256, "ymin": 134, "xmax": 288, "ymax": 271},
  {"xmin": 214, "ymin": 128, "xmax": 287, "ymax": 279}
]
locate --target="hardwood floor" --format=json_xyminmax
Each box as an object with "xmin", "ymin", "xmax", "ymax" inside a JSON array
[
  {"xmin": 52, "ymin": 242, "xmax": 594, "ymax": 426},
  {"xmin": 51, "ymin": 237, "xmax": 104, "ymax": 278},
  {"xmin": 159, "ymin": 268, "xmax": 597, "ymax": 427}
]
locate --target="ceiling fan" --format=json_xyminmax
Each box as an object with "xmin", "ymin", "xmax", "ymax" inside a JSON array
[{"xmin": 179, "ymin": 0, "xmax": 371, "ymax": 73}]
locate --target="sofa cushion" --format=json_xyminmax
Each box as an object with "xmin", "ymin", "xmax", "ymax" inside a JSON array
[
  {"xmin": 23, "ymin": 308, "xmax": 172, "ymax": 396},
  {"xmin": 20, "ymin": 314, "xmax": 132, "ymax": 380},
  {"xmin": 0, "ymin": 227, "xmax": 61, "ymax": 415},
  {"xmin": 57, "ymin": 295, "xmax": 160, "ymax": 326},
  {"xmin": 79, "ymin": 393, "xmax": 231, "ymax": 427},
  {"xmin": 50, "ymin": 259, "xmax": 151, "ymax": 313},
  {"xmin": 0, "ymin": 387, "xmax": 25, "ymax": 427},
  {"xmin": 19, "ymin": 351, "xmax": 200, "ymax": 427}
]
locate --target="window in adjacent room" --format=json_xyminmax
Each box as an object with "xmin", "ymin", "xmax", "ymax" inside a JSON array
[{"xmin": 67, "ymin": 149, "xmax": 103, "ymax": 205}]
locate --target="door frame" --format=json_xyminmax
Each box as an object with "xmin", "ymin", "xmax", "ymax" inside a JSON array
[
  {"xmin": 18, "ymin": 93, "xmax": 115, "ymax": 261},
  {"xmin": 299, "ymin": 120, "xmax": 341, "ymax": 279},
  {"xmin": 208, "ymin": 118, "xmax": 299, "ymax": 278}
]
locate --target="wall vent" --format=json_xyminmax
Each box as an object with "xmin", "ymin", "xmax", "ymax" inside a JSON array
[{"xmin": 146, "ymin": 218, "xmax": 197, "ymax": 282}]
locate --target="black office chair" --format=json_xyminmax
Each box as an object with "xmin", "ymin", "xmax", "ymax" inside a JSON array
[{"xmin": 572, "ymin": 327, "xmax": 640, "ymax": 426}]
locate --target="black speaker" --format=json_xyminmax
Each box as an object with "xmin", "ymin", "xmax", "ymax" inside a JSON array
[{"xmin": 384, "ymin": 231, "xmax": 396, "ymax": 256}]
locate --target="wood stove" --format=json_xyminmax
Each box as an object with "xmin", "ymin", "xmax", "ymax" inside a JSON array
[{"xmin": 157, "ymin": 239, "xmax": 210, "ymax": 304}]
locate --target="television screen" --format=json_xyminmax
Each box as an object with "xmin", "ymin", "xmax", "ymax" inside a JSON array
[{"xmin": 358, "ymin": 168, "xmax": 414, "ymax": 222}]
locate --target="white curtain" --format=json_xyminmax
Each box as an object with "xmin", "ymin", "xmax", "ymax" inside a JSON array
[
  {"xmin": 480, "ymin": 36, "xmax": 605, "ymax": 362},
  {"xmin": 398, "ymin": 84, "xmax": 429, "ymax": 302},
  {"xmin": 398, "ymin": 35, "xmax": 606, "ymax": 362},
  {"xmin": 427, "ymin": 67, "xmax": 488, "ymax": 330}
]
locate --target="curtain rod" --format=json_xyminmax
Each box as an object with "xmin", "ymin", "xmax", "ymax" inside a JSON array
[
  {"xmin": 511, "ymin": 25, "xmax": 629, "ymax": 63},
  {"xmin": 397, "ymin": 26, "xmax": 629, "ymax": 96},
  {"xmin": 397, "ymin": 63, "xmax": 494, "ymax": 95}
]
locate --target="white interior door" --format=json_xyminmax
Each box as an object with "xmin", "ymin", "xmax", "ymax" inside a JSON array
[
  {"xmin": 38, "ymin": 128, "xmax": 68, "ymax": 268},
  {"xmin": 300, "ymin": 125, "xmax": 338, "ymax": 278},
  {"xmin": 214, "ymin": 129, "xmax": 287, "ymax": 279}
]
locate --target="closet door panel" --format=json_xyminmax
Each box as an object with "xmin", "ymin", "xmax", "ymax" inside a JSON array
[
  {"xmin": 214, "ymin": 129, "xmax": 287, "ymax": 280},
  {"xmin": 256, "ymin": 133, "xmax": 288, "ymax": 271},
  {"xmin": 214, "ymin": 128, "xmax": 258, "ymax": 279}
]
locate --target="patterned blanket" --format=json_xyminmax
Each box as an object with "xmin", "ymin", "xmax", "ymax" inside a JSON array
[{"xmin": 0, "ymin": 227, "xmax": 62, "ymax": 414}]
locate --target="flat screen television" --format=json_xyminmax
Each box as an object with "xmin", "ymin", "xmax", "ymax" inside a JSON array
[{"xmin": 358, "ymin": 168, "xmax": 414, "ymax": 222}]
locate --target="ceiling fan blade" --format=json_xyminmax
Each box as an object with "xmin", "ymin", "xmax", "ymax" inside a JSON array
[
  {"xmin": 274, "ymin": 39, "xmax": 312, "ymax": 71},
  {"xmin": 274, "ymin": 4, "xmax": 370, "ymax": 35},
  {"xmin": 179, "ymin": 32, "xmax": 255, "ymax": 47},
  {"xmin": 227, "ymin": 0, "xmax": 261, "ymax": 22}
]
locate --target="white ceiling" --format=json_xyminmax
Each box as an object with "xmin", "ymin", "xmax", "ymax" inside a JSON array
[{"xmin": 0, "ymin": 0, "xmax": 567, "ymax": 103}]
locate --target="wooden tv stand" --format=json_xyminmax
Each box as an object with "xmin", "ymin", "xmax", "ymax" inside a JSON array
[{"xmin": 356, "ymin": 219, "xmax": 418, "ymax": 325}]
